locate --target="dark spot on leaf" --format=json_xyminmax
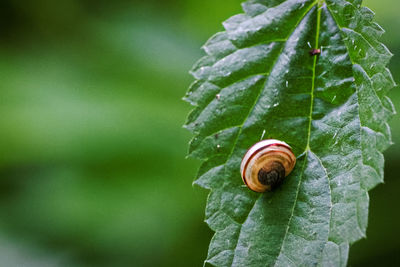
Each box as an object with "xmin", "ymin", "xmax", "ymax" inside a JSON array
[{"xmin": 309, "ymin": 48, "xmax": 321, "ymax": 56}]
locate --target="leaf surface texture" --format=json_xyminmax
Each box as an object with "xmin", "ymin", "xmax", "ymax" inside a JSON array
[{"xmin": 184, "ymin": 0, "xmax": 396, "ymax": 266}]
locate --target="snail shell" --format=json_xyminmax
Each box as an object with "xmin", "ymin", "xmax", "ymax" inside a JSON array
[{"xmin": 240, "ymin": 139, "xmax": 296, "ymax": 192}]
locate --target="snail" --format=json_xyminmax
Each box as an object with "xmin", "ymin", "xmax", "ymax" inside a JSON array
[{"xmin": 240, "ymin": 139, "xmax": 296, "ymax": 192}]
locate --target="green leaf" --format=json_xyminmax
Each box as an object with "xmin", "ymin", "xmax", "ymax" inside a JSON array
[{"xmin": 184, "ymin": 0, "xmax": 396, "ymax": 266}]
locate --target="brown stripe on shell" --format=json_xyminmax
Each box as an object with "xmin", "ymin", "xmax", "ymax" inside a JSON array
[{"xmin": 241, "ymin": 143, "xmax": 294, "ymax": 191}]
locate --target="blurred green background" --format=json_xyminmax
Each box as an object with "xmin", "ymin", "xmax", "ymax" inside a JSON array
[{"xmin": 0, "ymin": 0, "xmax": 398, "ymax": 266}]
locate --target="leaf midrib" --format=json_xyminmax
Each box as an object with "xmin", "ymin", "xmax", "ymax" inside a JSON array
[
  {"xmin": 272, "ymin": 2, "xmax": 324, "ymax": 265},
  {"xmin": 305, "ymin": 0, "xmax": 322, "ymax": 151},
  {"xmin": 227, "ymin": 1, "xmax": 323, "ymax": 265},
  {"xmin": 222, "ymin": 0, "xmax": 319, "ymax": 171}
]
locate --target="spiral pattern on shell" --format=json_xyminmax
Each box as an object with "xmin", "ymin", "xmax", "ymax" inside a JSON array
[{"xmin": 240, "ymin": 139, "xmax": 296, "ymax": 192}]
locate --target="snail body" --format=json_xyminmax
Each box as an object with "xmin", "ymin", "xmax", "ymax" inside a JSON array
[{"xmin": 240, "ymin": 139, "xmax": 296, "ymax": 192}]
